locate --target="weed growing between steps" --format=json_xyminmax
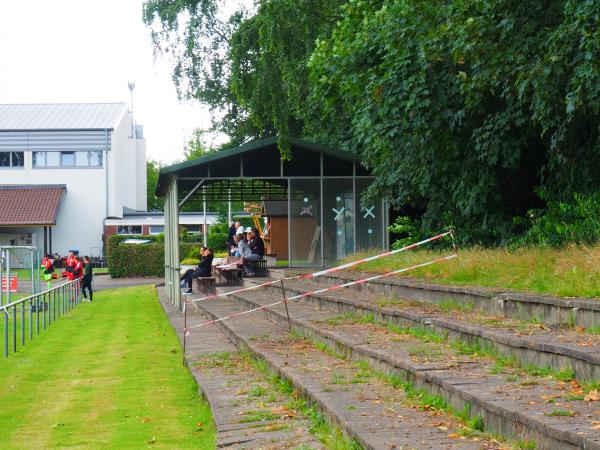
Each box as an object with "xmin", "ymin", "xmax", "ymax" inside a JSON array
[
  {"xmin": 292, "ymin": 330, "xmax": 532, "ymax": 449},
  {"xmin": 323, "ymin": 313, "xmax": 584, "ymax": 387},
  {"xmin": 239, "ymin": 351, "xmax": 362, "ymax": 450}
]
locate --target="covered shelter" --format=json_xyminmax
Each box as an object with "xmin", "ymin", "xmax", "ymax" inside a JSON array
[{"xmin": 155, "ymin": 137, "xmax": 389, "ymax": 309}]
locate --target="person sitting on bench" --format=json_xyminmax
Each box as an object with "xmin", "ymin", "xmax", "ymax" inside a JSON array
[
  {"xmin": 182, "ymin": 248, "xmax": 214, "ymax": 294},
  {"xmin": 240, "ymin": 228, "xmax": 264, "ymax": 277},
  {"xmin": 233, "ymin": 233, "xmax": 251, "ymax": 258},
  {"xmin": 180, "ymin": 246, "xmax": 207, "ymax": 283}
]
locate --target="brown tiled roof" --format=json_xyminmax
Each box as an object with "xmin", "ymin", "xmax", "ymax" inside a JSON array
[{"xmin": 0, "ymin": 185, "xmax": 66, "ymax": 226}]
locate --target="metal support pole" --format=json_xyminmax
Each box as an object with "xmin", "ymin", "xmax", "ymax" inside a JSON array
[
  {"xmin": 3, "ymin": 311, "xmax": 8, "ymax": 357},
  {"xmin": 280, "ymin": 279, "xmax": 292, "ymax": 331},
  {"xmin": 228, "ymin": 188, "xmax": 232, "ymax": 224},
  {"xmin": 6, "ymin": 250, "xmax": 10, "ymax": 305},
  {"xmin": 0, "ymin": 248, "xmax": 3, "ymax": 307},
  {"xmin": 30, "ymin": 249, "xmax": 35, "ymax": 296},
  {"xmin": 183, "ymin": 300, "xmax": 187, "ymax": 366},
  {"xmin": 36, "ymin": 296, "xmax": 40, "ymax": 334},
  {"xmin": 12, "ymin": 306, "xmax": 16, "ymax": 353},
  {"xmin": 203, "ymin": 186, "xmax": 207, "ymax": 247},
  {"xmin": 29, "ymin": 299, "xmax": 32, "ymax": 341},
  {"xmin": 21, "ymin": 302, "xmax": 25, "ymax": 346}
]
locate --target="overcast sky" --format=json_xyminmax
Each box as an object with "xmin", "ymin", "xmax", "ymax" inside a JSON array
[{"xmin": 0, "ymin": 0, "xmax": 218, "ymax": 164}]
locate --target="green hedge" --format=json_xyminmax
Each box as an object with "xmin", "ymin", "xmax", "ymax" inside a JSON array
[{"xmin": 107, "ymin": 235, "xmax": 198, "ymax": 278}]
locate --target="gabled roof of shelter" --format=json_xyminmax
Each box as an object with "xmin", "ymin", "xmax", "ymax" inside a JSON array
[
  {"xmin": 156, "ymin": 136, "xmax": 361, "ymax": 196},
  {"xmin": 0, "ymin": 185, "xmax": 66, "ymax": 226},
  {"xmin": 0, "ymin": 103, "xmax": 127, "ymax": 130}
]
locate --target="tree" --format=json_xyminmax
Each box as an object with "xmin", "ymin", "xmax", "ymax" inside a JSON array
[
  {"xmin": 144, "ymin": 0, "xmax": 600, "ymax": 243},
  {"xmin": 146, "ymin": 160, "xmax": 165, "ymax": 212},
  {"xmin": 183, "ymin": 128, "xmax": 213, "ymax": 160},
  {"xmin": 306, "ymin": 0, "xmax": 600, "ymax": 242},
  {"xmin": 143, "ymin": 0, "xmax": 343, "ymax": 154}
]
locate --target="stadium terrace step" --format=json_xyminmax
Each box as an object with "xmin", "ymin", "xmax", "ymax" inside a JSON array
[
  {"xmin": 286, "ymin": 271, "xmax": 600, "ymax": 330},
  {"xmin": 156, "ymin": 287, "xmax": 324, "ymax": 449},
  {"xmin": 191, "ymin": 292, "xmax": 500, "ymax": 449},
  {"xmin": 223, "ymin": 283, "xmax": 600, "ymax": 450},
  {"xmin": 259, "ymin": 278, "xmax": 600, "ymax": 382}
]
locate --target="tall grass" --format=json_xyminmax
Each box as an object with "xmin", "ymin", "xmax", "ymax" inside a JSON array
[{"xmin": 347, "ymin": 244, "xmax": 600, "ymax": 298}]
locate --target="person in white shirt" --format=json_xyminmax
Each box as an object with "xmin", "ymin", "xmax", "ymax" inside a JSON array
[{"xmin": 235, "ymin": 221, "xmax": 245, "ymax": 235}]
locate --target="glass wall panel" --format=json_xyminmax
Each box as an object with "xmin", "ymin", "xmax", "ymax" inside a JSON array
[
  {"xmin": 289, "ymin": 179, "xmax": 321, "ymax": 267},
  {"xmin": 323, "ymin": 178, "xmax": 354, "ymax": 262},
  {"xmin": 355, "ymin": 178, "xmax": 383, "ymax": 252}
]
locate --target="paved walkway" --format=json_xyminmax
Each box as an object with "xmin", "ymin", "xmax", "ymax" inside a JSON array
[
  {"xmin": 93, "ymin": 275, "xmax": 162, "ymax": 291},
  {"xmin": 156, "ymin": 286, "xmax": 324, "ymax": 449}
]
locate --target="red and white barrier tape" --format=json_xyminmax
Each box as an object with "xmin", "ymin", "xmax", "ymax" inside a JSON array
[
  {"xmin": 190, "ymin": 230, "xmax": 453, "ymax": 304},
  {"xmin": 186, "ymin": 253, "xmax": 457, "ymax": 330}
]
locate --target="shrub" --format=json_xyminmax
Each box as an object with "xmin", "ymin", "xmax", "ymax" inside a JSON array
[
  {"xmin": 517, "ymin": 192, "xmax": 600, "ymax": 246},
  {"xmin": 107, "ymin": 235, "xmax": 204, "ymax": 278},
  {"xmin": 389, "ymin": 216, "xmax": 423, "ymax": 249},
  {"xmin": 180, "ymin": 258, "xmax": 200, "ymax": 265},
  {"xmin": 208, "ymin": 223, "xmax": 229, "ymax": 252}
]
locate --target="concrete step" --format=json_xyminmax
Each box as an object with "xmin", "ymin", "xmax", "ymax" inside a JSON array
[
  {"xmin": 284, "ymin": 270, "xmax": 600, "ymax": 330},
  {"xmin": 259, "ymin": 277, "xmax": 600, "ymax": 382},
  {"xmin": 225, "ymin": 285, "xmax": 600, "ymax": 449},
  {"xmin": 156, "ymin": 287, "xmax": 325, "ymax": 449},
  {"xmin": 191, "ymin": 293, "xmax": 497, "ymax": 449}
]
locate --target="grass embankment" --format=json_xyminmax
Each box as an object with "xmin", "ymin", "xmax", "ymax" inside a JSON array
[
  {"xmin": 0, "ymin": 285, "xmax": 214, "ymax": 449},
  {"xmin": 349, "ymin": 245, "xmax": 600, "ymax": 298}
]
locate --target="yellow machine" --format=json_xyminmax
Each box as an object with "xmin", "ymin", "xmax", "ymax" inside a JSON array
[{"xmin": 252, "ymin": 214, "xmax": 263, "ymax": 236}]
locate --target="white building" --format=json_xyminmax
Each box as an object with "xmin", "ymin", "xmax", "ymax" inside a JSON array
[{"xmin": 0, "ymin": 103, "xmax": 146, "ymax": 257}]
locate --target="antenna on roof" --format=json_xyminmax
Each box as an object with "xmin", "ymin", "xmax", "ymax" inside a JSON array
[{"xmin": 128, "ymin": 81, "xmax": 135, "ymax": 138}]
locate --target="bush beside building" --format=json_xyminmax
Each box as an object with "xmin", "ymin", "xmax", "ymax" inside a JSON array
[{"xmin": 107, "ymin": 235, "xmax": 197, "ymax": 278}]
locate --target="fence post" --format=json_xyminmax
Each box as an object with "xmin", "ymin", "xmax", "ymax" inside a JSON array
[
  {"xmin": 36, "ymin": 296, "xmax": 40, "ymax": 335},
  {"xmin": 43, "ymin": 292, "xmax": 46, "ymax": 331},
  {"xmin": 21, "ymin": 303, "xmax": 25, "ymax": 346},
  {"xmin": 29, "ymin": 299, "xmax": 32, "ymax": 341},
  {"xmin": 12, "ymin": 307, "xmax": 16, "ymax": 353},
  {"xmin": 4, "ymin": 311, "xmax": 8, "ymax": 357}
]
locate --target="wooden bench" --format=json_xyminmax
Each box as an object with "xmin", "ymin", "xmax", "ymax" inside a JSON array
[
  {"xmin": 195, "ymin": 276, "xmax": 216, "ymax": 295},
  {"xmin": 247, "ymin": 258, "xmax": 268, "ymax": 276},
  {"xmin": 215, "ymin": 257, "xmax": 244, "ymax": 286}
]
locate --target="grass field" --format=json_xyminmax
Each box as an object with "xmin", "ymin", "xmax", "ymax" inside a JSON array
[
  {"xmin": 0, "ymin": 285, "xmax": 214, "ymax": 449},
  {"xmin": 349, "ymin": 244, "xmax": 600, "ymax": 298}
]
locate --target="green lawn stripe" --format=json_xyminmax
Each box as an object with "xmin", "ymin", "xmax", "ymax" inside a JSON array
[{"xmin": 0, "ymin": 285, "xmax": 214, "ymax": 449}]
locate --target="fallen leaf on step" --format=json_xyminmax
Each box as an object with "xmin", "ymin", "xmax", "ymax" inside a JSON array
[
  {"xmin": 438, "ymin": 426, "xmax": 448, "ymax": 431},
  {"xmin": 448, "ymin": 433, "xmax": 460, "ymax": 439},
  {"xmin": 577, "ymin": 341, "xmax": 593, "ymax": 346},
  {"xmin": 585, "ymin": 390, "xmax": 600, "ymax": 401}
]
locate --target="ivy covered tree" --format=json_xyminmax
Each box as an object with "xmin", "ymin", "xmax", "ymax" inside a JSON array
[
  {"xmin": 143, "ymin": 0, "xmax": 600, "ymax": 243},
  {"xmin": 306, "ymin": 0, "xmax": 599, "ymax": 242}
]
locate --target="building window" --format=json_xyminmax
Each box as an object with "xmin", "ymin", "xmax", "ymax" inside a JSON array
[
  {"xmin": 184, "ymin": 225, "xmax": 202, "ymax": 234},
  {"xmin": 117, "ymin": 226, "xmax": 142, "ymax": 235},
  {"xmin": 149, "ymin": 226, "xmax": 164, "ymax": 235},
  {"xmin": 0, "ymin": 152, "xmax": 24, "ymax": 168},
  {"xmin": 61, "ymin": 151, "xmax": 75, "ymax": 166},
  {"xmin": 33, "ymin": 151, "xmax": 103, "ymax": 168}
]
